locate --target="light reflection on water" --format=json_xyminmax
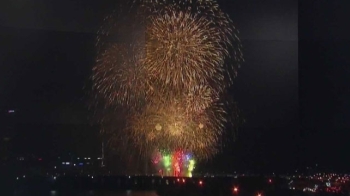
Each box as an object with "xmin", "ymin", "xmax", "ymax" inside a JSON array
[
  {"xmin": 49, "ymin": 190, "xmax": 159, "ymax": 196},
  {"xmin": 14, "ymin": 190, "xmax": 159, "ymax": 196}
]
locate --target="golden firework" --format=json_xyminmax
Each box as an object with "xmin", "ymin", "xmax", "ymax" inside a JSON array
[
  {"xmin": 127, "ymin": 97, "xmax": 226, "ymax": 160},
  {"xmin": 92, "ymin": 43, "xmax": 153, "ymax": 108},
  {"xmin": 144, "ymin": 8, "xmax": 225, "ymax": 91},
  {"xmin": 92, "ymin": 0, "xmax": 244, "ymax": 163}
]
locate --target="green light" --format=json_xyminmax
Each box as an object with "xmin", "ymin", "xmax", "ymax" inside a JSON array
[
  {"xmin": 163, "ymin": 155, "xmax": 171, "ymax": 168},
  {"xmin": 188, "ymin": 159, "xmax": 195, "ymax": 177},
  {"xmin": 188, "ymin": 160, "xmax": 195, "ymax": 171}
]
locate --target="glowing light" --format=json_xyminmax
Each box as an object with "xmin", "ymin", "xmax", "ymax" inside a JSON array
[
  {"xmin": 92, "ymin": 0, "xmax": 243, "ymax": 166},
  {"xmin": 155, "ymin": 123, "xmax": 162, "ymax": 131},
  {"xmin": 163, "ymin": 155, "xmax": 171, "ymax": 168}
]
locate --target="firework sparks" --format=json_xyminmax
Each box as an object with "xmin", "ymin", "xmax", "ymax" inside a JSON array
[
  {"xmin": 127, "ymin": 97, "xmax": 226, "ymax": 160},
  {"xmin": 152, "ymin": 149, "xmax": 196, "ymax": 177},
  {"xmin": 92, "ymin": 0, "xmax": 244, "ymax": 173},
  {"xmin": 144, "ymin": 8, "xmax": 226, "ymax": 91},
  {"xmin": 92, "ymin": 44, "xmax": 154, "ymax": 107}
]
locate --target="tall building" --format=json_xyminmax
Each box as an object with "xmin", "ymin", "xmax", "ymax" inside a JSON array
[{"xmin": 0, "ymin": 109, "xmax": 17, "ymax": 161}]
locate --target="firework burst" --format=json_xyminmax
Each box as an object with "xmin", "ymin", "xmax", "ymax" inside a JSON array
[
  {"xmin": 140, "ymin": 0, "xmax": 244, "ymax": 80},
  {"xmin": 92, "ymin": 43, "xmax": 155, "ymax": 108},
  {"xmin": 127, "ymin": 97, "xmax": 226, "ymax": 160},
  {"xmin": 92, "ymin": 0, "xmax": 244, "ymax": 172},
  {"xmin": 144, "ymin": 8, "xmax": 225, "ymax": 91}
]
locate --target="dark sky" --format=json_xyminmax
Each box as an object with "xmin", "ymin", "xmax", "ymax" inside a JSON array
[
  {"xmin": 0, "ymin": 0, "xmax": 345, "ymax": 173},
  {"xmin": 299, "ymin": 1, "xmax": 350, "ymax": 172}
]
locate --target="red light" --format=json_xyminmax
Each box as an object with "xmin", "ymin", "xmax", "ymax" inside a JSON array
[
  {"xmin": 38, "ymin": 158, "xmax": 42, "ymax": 161},
  {"xmin": 182, "ymin": 179, "xmax": 185, "ymax": 183},
  {"xmin": 199, "ymin": 180, "xmax": 203, "ymax": 185},
  {"xmin": 177, "ymin": 178, "xmax": 180, "ymax": 182},
  {"xmin": 268, "ymin": 179, "xmax": 272, "ymax": 183},
  {"xmin": 232, "ymin": 186, "xmax": 239, "ymax": 193}
]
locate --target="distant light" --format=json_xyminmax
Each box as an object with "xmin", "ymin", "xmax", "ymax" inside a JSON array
[
  {"xmin": 62, "ymin": 162, "xmax": 65, "ymax": 165},
  {"xmin": 182, "ymin": 179, "xmax": 185, "ymax": 183},
  {"xmin": 233, "ymin": 187, "xmax": 239, "ymax": 193},
  {"xmin": 257, "ymin": 193, "xmax": 262, "ymax": 196},
  {"xmin": 77, "ymin": 157, "xmax": 80, "ymax": 160},
  {"xmin": 199, "ymin": 180, "xmax": 203, "ymax": 185},
  {"xmin": 54, "ymin": 166, "xmax": 56, "ymax": 169},
  {"xmin": 8, "ymin": 110, "xmax": 15, "ymax": 113},
  {"xmin": 177, "ymin": 178, "xmax": 180, "ymax": 182},
  {"xmin": 23, "ymin": 175, "xmax": 25, "ymax": 178},
  {"xmin": 84, "ymin": 157, "xmax": 87, "ymax": 160},
  {"xmin": 74, "ymin": 164, "xmax": 76, "ymax": 166},
  {"xmin": 91, "ymin": 176, "xmax": 94, "ymax": 179},
  {"xmin": 129, "ymin": 176, "xmax": 131, "ymax": 179},
  {"xmin": 66, "ymin": 162, "xmax": 70, "ymax": 165},
  {"xmin": 88, "ymin": 157, "xmax": 91, "ymax": 160},
  {"xmin": 16, "ymin": 177, "xmax": 19, "ymax": 180},
  {"xmin": 38, "ymin": 158, "xmax": 42, "ymax": 161},
  {"xmin": 53, "ymin": 176, "xmax": 56, "ymax": 180},
  {"xmin": 79, "ymin": 163, "xmax": 83, "ymax": 166},
  {"xmin": 268, "ymin": 179, "xmax": 272, "ymax": 183}
]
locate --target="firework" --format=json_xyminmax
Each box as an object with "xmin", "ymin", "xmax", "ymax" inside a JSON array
[
  {"xmin": 144, "ymin": 8, "xmax": 225, "ymax": 91},
  {"xmin": 92, "ymin": 43, "xmax": 154, "ymax": 108},
  {"xmin": 140, "ymin": 0, "xmax": 244, "ymax": 83},
  {"xmin": 152, "ymin": 149, "xmax": 196, "ymax": 177},
  {"xmin": 127, "ymin": 97, "xmax": 226, "ymax": 160},
  {"xmin": 185, "ymin": 84, "xmax": 219, "ymax": 113},
  {"xmin": 92, "ymin": 0, "xmax": 244, "ymax": 173}
]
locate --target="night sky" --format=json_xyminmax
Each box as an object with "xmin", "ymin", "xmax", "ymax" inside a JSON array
[{"xmin": 0, "ymin": 0, "xmax": 347, "ymax": 173}]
